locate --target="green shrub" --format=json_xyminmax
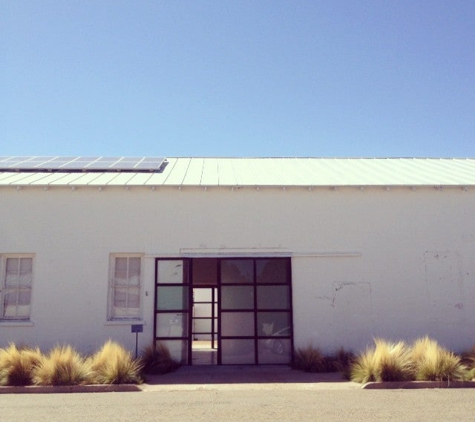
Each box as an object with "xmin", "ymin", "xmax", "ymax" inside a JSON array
[
  {"xmin": 89, "ymin": 340, "xmax": 142, "ymax": 384},
  {"xmin": 33, "ymin": 345, "xmax": 92, "ymax": 386},
  {"xmin": 141, "ymin": 343, "xmax": 180, "ymax": 375},
  {"xmin": 0, "ymin": 344, "xmax": 42, "ymax": 386},
  {"xmin": 350, "ymin": 339, "xmax": 414, "ymax": 383}
]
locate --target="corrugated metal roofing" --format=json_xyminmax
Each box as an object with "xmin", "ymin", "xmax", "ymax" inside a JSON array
[{"xmin": 1, "ymin": 157, "xmax": 475, "ymax": 187}]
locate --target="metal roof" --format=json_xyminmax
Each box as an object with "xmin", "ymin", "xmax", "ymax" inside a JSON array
[{"xmin": 1, "ymin": 157, "xmax": 475, "ymax": 187}]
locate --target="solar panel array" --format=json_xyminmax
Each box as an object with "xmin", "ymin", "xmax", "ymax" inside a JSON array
[{"xmin": 0, "ymin": 156, "xmax": 167, "ymax": 173}]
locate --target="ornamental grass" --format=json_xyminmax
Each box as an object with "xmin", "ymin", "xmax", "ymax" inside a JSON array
[
  {"xmin": 88, "ymin": 340, "xmax": 142, "ymax": 384},
  {"xmin": 350, "ymin": 336, "xmax": 469, "ymax": 383},
  {"xmin": 0, "ymin": 343, "xmax": 42, "ymax": 386},
  {"xmin": 350, "ymin": 339, "xmax": 414, "ymax": 383},
  {"xmin": 141, "ymin": 342, "xmax": 180, "ymax": 375},
  {"xmin": 324, "ymin": 347, "xmax": 355, "ymax": 375},
  {"xmin": 411, "ymin": 336, "xmax": 467, "ymax": 382},
  {"xmin": 33, "ymin": 345, "xmax": 92, "ymax": 386},
  {"xmin": 292, "ymin": 345, "xmax": 326, "ymax": 372}
]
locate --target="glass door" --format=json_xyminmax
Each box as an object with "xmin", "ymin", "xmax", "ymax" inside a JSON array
[
  {"xmin": 154, "ymin": 259, "xmax": 190, "ymax": 364},
  {"xmin": 219, "ymin": 258, "xmax": 293, "ymax": 365},
  {"xmin": 155, "ymin": 257, "xmax": 292, "ymax": 365}
]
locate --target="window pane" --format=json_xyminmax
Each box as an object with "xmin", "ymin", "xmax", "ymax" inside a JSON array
[
  {"xmin": 19, "ymin": 258, "xmax": 33, "ymax": 276},
  {"xmin": 127, "ymin": 290, "xmax": 140, "ymax": 308},
  {"xmin": 17, "ymin": 259, "xmax": 32, "ymax": 287},
  {"xmin": 5, "ymin": 258, "xmax": 19, "ymax": 286},
  {"xmin": 114, "ymin": 257, "xmax": 128, "ymax": 282},
  {"xmin": 221, "ymin": 286, "xmax": 254, "ymax": 310},
  {"xmin": 128, "ymin": 258, "xmax": 141, "ymax": 285},
  {"xmin": 113, "ymin": 306, "xmax": 139, "ymax": 319},
  {"xmin": 3, "ymin": 291, "xmax": 17, "ymax": 307},
  {"xmin": 256, "ymin": 259, "xmax": 288, "ymax": 284},
  {"xmin": 193, "ymin": 317, "xmax": 213, "ymax": 333},
  {"xmin": 258, "ymin": 339, "xmax": 291, "ymax": 364},
  {"xmin": 257, "ymin": 312, "xmax": 291, "ymax": 337},
  {"xmin": 221, "ymin": 340, "xmax": 255, "ymax": 364},
  {"xmin": 194, "ymin": 288, "xmax": 212, "ymax": 303},
  {"xmin": 3, "ymin": 291, "xmax": 30, "ymax": 319},
  {"xmin": 192, "ymin": 259, "xmax": 218, "ymax": 285},
  {"xmin": 15, "ymin": 303, "xmax": 30, "ymax": 319},
  {"xmin": 156, "ymin": 313, "xmax": 188, "ymax": 337},
  {"xmin": 113, "ymin": 303, "xmax": 139, "ymax": 318},
  {"xmin": 157, "ymin": 260, "xmax": 185, "ymax": 284},
  {"xmin": 5, "ymin": 258, "xmax": 19, "ymax": 276},
  {"xmin": 257, "ymin": 286, "xmax": 290, "ymax": 309},
  {"xmin": 113, "ymin": 289, "xmax": 127, "ymax": 308},
  {"xmin": 18, "ymin": 290, "xmax": 31, "ymax": 306},
  {"xmin": 221, "ymin": 259, "xmax": 253, "ymax": 284},
  {"xmin": 221, "ymin": 312, "xmax": 254, "ymax": 337},
  {"xmin": 156, "ymin": 286, "xmax": 189, "ymax": 310},
  {"xmin": 193, "ymin": 304, "xmax": 212, "ymax": 318}
]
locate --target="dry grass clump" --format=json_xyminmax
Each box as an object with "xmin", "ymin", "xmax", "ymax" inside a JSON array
[
  {"xmin": 292, "ymin": 346, "xmax": 354, "ymax": 375},
  {"xmin": 411, "ymin": 336, "xmax": 466, "ymax": 381},
  {"xmin": 141, "ymin": 343, "xmax": 180, "ymax": 375},
  {"xmin": 461, "ymin": 345, "xmax": 475, "ymax": 380},
  {"xmin": 350, "ymin": 336, "xmax": 469, "ymax": 383},
  {"xmin": 0, "ymin": 341, "xmax": 145, "ymax": 386},
  {"xmin": 89, "ymin": 340, "xmax": 142, "ymax": 384},
  {"xmin": 324, "ymin": 347, "xmax": 355, "ymax": 375},
  {"xmin": 292, "ymin": 345, "xmax": 326, "ymax": 372},
  {"xmin": 0, "ymin": 344, "xmax": 42, "ymax": 386},
  {"xmin": 33, "ymin": 345, "xmax": 92, "ymax": 386},
  {"xmin": 350, "ymin": 339, "xmax": 413, "ymax": 383}
]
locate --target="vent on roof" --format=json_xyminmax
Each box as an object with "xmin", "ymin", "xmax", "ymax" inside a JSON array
[{"xmin": 0, "ymin": 157, "xmax": 168, "ymax": 173}]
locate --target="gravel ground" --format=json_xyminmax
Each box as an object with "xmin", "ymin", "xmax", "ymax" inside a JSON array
[
  {"xmin": 2, "ymin": 367, "xmax": 474, "ymax": 422},
  {"xmin": 2, "ymin": 388, "xmax": 474, "ymax": 422}
]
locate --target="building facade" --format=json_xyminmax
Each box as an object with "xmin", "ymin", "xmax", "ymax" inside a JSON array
[{"xmin": 1, "ymin": 157, "xmax": 475, "ymax": 364}]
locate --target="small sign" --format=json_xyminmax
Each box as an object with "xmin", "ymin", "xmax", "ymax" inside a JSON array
[{"xmin": 131, "ymin": 324, "xmax": 143, "ymax": 333}]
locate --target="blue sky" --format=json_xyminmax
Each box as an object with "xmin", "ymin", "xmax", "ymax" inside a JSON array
[{"xmin": 1, "ymin": 1, "xmax": 474, "ymax": 157}]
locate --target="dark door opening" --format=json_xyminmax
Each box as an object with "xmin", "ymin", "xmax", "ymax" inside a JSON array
[{"xmin": 191, "ymin": 287, "xmax": 218, "ymax": 365}]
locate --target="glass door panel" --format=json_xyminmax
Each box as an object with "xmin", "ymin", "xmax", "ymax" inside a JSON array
[
  {"xmin": 221, "ymin": 286, "xmax": 254, "ymax": 310},
  {"xmin": 155, "ymin": 313, "xmax": 189, "ymax": 337},
  {"xmin": 221, "ymin": 339, "xmax": 255, "ymax": 364},
  {"xmin": 221, "ymin": 312, "xmax": 255, "ymax": 337},
  {"xmin": 156, "ymin": 286, "xmax": 189, "ymax": 310},
  {"xmin": 155, "ymin": 259, "xmax": 190, "ymax": 364},
  {"xmin": 256, "ymin": 285, "xmax": 290, "ymax": 309},
  {"xmin": 157, "ymin": 260, "xmax": 186, "ymax": 284},
  {"xmin": 221, "ymin": 259, "xmax": 253, "ymax": 284}
]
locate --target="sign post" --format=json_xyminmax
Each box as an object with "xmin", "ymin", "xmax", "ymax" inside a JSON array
[{"xmin": 131, "ymin": 324, "xmax": 143, "ymax": 359}]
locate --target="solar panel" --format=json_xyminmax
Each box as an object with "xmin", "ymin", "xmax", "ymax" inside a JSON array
[{"xmin": 0, "ymin": 156, "xmax": 167, "ymax": 173}]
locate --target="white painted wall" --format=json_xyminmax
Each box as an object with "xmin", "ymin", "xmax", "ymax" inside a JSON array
[{"xmin": 1, "ymin": 185, "xmax": 474, "ymax": 355}]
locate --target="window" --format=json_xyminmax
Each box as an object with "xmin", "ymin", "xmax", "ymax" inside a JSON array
[
  {"xmin": 108, "ymin": 255, "xmax": 142, "ymax": 320},
  {"xmin": 1, "ymin": 256, "xmax": 33, "ymax": 321}
]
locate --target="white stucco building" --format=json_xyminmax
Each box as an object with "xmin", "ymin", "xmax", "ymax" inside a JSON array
[{"xmin": 1, "ymin": 156, "xmax": 475, "ymax": 365}]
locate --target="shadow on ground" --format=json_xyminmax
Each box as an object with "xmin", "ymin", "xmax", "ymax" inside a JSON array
[{"xmin": 144, "ymin": 366, "xmax": 347, "ymax": 385}]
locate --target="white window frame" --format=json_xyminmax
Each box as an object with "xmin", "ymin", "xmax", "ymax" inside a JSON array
[
  {"xmin": 108, "ymin": 254, "xmax": 143, "ymax": 321},
  {"xmin": 0, "ymin": 254, "xmax": 34, "ymax": 321}
]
